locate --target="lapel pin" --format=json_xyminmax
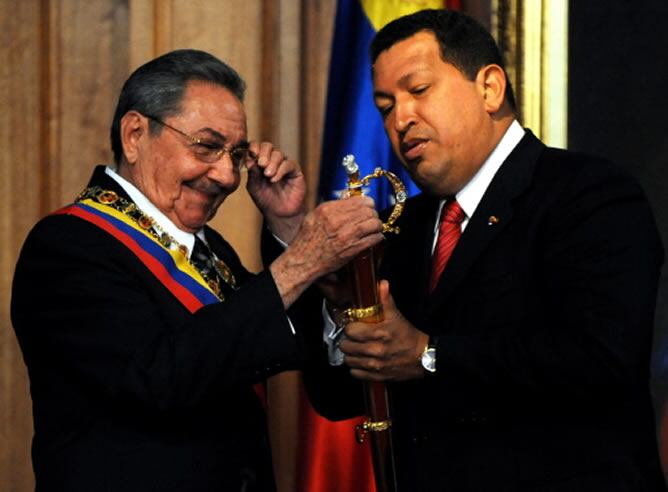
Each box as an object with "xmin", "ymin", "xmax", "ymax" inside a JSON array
[{"xmin": 488, "ymin": 215, "xmax": 499, "ymax": 225}]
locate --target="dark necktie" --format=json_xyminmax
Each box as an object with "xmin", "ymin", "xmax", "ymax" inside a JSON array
[
  {"xmin": 190, "ymin": 235, "xmax": 234, "ymax": 300},
  {"xmin": 191, "ymin": 236, "xmax": 217, "ymax": 277},
  {"xmin": 429, "ymin": 199, "xmax": 466, "ymax": 292}
]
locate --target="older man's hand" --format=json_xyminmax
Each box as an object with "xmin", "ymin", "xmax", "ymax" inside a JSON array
[
  {"xmin": 340, "ymin": 280, "xmax": 429, "ymax": 381},
  {"xmin": 269, "ymin": 196, "xmax": 384, "ymax": 308},
  {"xmin": 246, "ymin": 141, "xmax": 306, "ymax": 244}
]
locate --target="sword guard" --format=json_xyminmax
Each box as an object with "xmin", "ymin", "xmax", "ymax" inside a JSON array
[{"xmin": 341, "ymin": 155, "xmax": 407, "ymax": 235}]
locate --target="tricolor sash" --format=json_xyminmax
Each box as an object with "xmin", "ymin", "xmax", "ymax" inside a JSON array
[{"xmin": 55, "ymin": 199, "xmax": 220, "ymax": 313}]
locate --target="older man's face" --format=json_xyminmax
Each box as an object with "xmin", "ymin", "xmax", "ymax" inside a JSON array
[{"xmin": 126, "ymin": 80, "xmax": 247, "ymax": 232}]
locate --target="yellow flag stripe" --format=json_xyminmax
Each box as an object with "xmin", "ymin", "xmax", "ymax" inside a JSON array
[{"xmin": 360, "ymin": 0, "xmax": 444, "ymax": 32}]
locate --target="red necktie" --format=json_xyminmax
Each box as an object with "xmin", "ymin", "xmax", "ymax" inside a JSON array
[{"xmin": 429, "ymin": 200, "xmax": 465, "ymax": 292}]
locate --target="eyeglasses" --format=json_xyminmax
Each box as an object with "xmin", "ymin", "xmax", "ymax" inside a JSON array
[{"xmin": 144, "ymin": 114, "xmax": 256, "ymax": 169}]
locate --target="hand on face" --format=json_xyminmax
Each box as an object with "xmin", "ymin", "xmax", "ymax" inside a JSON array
[
  {"xmin": 340, "ymin": 280, "xmax": 429, "ymax": 382},
  {"xmin": 246, "ymin": 141, "xmax": 306, "ymax": 243}
]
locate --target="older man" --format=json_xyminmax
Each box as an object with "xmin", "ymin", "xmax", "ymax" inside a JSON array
[{"xmin": 11, "ymin": 49, "xmax": 382, "ymax": 491}]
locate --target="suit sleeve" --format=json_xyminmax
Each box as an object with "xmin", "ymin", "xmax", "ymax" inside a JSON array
[{"xmin": 259, "ymin": 221, "xmax": 367, "ymax": 419}]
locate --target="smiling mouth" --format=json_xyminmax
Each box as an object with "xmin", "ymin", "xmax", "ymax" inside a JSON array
[{"xmin": 185, "ymin": 179, "xmax": 224, "ymax": 198}]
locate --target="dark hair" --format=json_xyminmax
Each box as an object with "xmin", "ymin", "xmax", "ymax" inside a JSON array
[
  {"xmin": 370, "ymin": 9, "xmax": 516, "ymax": 110},
  {"xmin": 110, "ymin": 49, "xmax": 246, "ymax": 164}
]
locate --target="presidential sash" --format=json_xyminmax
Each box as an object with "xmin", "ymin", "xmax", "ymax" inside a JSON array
[{"xmin": 55, "ymin": 196, "xmax": 221, "ymax": 313}]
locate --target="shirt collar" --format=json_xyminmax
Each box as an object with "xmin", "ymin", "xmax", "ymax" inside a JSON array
[
  {"xmin": 455, "ymin": 120, "xmax": 525, "ymax": 220},
  {"xmin": 104, "ymin": 166, "xmax": 203, "ymax": 257}
]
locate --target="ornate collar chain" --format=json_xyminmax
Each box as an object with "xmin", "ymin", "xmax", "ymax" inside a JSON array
[{"xmin": 76, "ymin": 186, "xmax": 237, "ymax": 299}]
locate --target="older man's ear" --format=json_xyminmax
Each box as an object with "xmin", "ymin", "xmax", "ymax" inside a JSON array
[{"xmin": 120, "ymin": 111, "xmax": 147, "ymax": 166}]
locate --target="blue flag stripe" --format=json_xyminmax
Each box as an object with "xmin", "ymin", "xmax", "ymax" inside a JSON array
[{"xmin": 318, "ymin": 0, "xmax": 421, "ymax": 211}]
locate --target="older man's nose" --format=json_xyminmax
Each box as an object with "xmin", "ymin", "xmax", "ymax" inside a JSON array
[{"xmin": 207, "ymin": 153, "xmax": 240, "ymax": 188}]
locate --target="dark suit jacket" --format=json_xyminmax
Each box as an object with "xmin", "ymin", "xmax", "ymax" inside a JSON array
[
  {"xmin": 308, "ymin": 132, "xmax": 666, "ymax": 491},
  {"xmin": 11, "ymin": 166, "xmax": 302, "ymax": 492}
]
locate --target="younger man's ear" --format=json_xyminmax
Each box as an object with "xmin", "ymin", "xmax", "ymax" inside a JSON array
[{"xmin": 476, "ymin": 64, "xmax": 507, "ymax": 113}]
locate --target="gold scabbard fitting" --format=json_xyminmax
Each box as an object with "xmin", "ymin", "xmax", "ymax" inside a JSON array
[
  {"xmin": 344, "ymin": 304, "xmax": 382, "ymax": 321},
  {"xmin": 355, "ymin": 418, "xmax": 392, "ymax": 444}
]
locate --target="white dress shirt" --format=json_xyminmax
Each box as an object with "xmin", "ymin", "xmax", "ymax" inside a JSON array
[{"xmin": 431, "ymin": 120, "xmax": 525, "ymax": 250}]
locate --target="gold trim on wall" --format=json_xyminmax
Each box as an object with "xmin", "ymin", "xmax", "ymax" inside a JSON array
[{"xmin": 492, "ymin": 0, "xmax": 568, "ymax": 148}]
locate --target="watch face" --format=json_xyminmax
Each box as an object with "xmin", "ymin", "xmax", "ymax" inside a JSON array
[{"xmin": 421, "ymin": 347, "xmax": 436, "ymax": 373}]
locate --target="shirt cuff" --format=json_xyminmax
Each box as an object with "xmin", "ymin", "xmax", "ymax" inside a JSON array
[{"xmin": 322, "ymin": 300, "xmax": 345, "ymax": 366}]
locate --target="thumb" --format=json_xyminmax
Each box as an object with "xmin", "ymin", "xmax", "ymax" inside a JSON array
[
  {"xmin": 246, "ymin": 163, "xmax": 262, "ymax": 183},
  {"xmin": 245, "ymin": 165, "xmax": 265, "ymax": 195},
  {"xmin": 378, "ymin": 279, "xmax": 398, "ymax": 315}
]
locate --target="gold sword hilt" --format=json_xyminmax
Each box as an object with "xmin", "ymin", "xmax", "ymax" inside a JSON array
[{"xmin": 341, "ymin": 154, "xmax": 407, "ymax": 235}]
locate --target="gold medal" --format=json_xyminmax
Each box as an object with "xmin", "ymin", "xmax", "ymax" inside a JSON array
[
  {"xmin": 215, "ymin": 260, "xmax": 236, "ymax": 289},
  {"xmin": 97, "ymin": 190, "xmax": 119, "ymax": 205},
  {"xmin": 159, "ymin": 233, "xmax": 172, "ymax": 248},
  {"xmin": 138, "ymin": 215, "xmax": 153, "ymax": 230}
]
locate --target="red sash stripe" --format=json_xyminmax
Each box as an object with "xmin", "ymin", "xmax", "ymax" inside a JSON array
[{"xmin": 55, "ymin": 204, "xmax": 211, "ymax": 313}]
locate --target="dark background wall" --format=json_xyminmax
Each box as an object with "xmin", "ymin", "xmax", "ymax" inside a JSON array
[{"xmin": 568, "ymin": 0, "xmax": 668, "ymax": 469}]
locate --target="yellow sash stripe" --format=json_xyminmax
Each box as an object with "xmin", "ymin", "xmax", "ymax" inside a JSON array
[{"xmin": 81, "ymin": 198, "xmax": 215, "ymax": 295}]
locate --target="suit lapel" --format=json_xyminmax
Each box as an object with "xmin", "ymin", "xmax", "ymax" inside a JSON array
[
  {"xmin": 416, "ymin": 197, "xmax": 443, "ymax": 314},
  {"xmin": 426, "ymin": 132, "xmax": 545, "ymax": 314},
  {"xmin": 381, "ymin": 194, "xmax": 440, "ymax": 318}
]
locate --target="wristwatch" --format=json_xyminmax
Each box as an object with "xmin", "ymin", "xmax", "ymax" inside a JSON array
[{"xmin": 420, "ymin": 339, "xmax": 437, "ymax": 373}]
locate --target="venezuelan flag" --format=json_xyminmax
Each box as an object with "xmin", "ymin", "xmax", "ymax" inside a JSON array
[
  {"xmin": 319, "ymin": 0, "xmax": 453, "ymax": 210},
  {"xmin": 302, "ymin": 3, "xmax": 455, "ymax": 491}
]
